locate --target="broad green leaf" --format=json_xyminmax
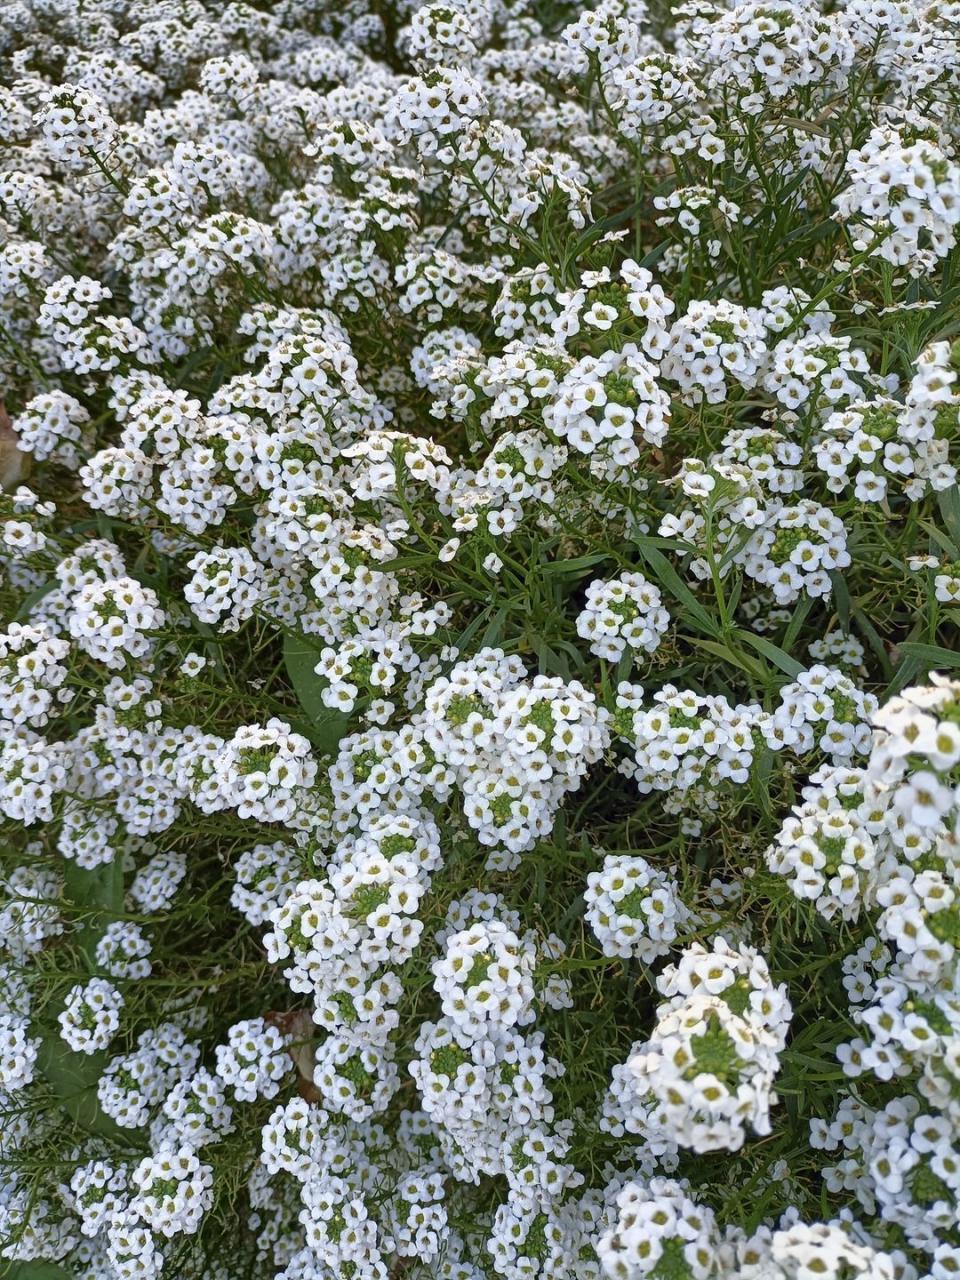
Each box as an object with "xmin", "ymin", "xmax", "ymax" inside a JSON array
[
  {"xmin": 64, "ymin": 856, "xmax": 124, "ymax": 966},
  {"xmin": 283, "ymin": 631, "xmax": 351, "ymax": 755},
  {"xmin": 630, "ymin": 534, "xmax": 697, "ymax": 555},
  {"xmin": 381, "ymin": 553, "xmax": 438, "ymax": 571},
  {"xmin": 552, "ymin": 639, "xmax": 586, "ymax": 666},
  {"xmin": 532, "ymin": 637, "xmax": 570, "ymax": 679},
  {"xmin": 453, "ymin": 606, "xmax": 496, "ymax": 653},
  {"xmin": 918, "ymin": 518, "xmax": 960, "ymax": 560},
  {"xmin": 3, "ymin": 1263, "xmax": 71, "ymax": 1279},
  {"xmin": 750, "ymin": 747, "xmax": 775, "ymax": 820},
  {"xmin": 889, "ymin": 655, "xmax": 924, "ymax": 693},
  {"xmin": 13, "ymin": 580, "xmax": 57, "ymax": 623},
  {"xmin": 638, "ymin": 239, "xmax": 670, "ymax": 269},
  {"xmin": 36, "ymin": 854, "xmax": 125, "ymax": 1139},
  {"xmin": 478, "ymin": 608, "xmax": 508, "ymax": 650},
  {"xmin": 35, "ymin": 1036, "xmax": 123, "ymax": 1139},
  {"xmin": 724, "ymin": 573, "xmax": 743, "ymax": 619}
]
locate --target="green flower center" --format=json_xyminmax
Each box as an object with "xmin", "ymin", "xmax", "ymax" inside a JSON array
[
  {"xmin": 347, "ymin": 884, "xmax": 390, "ymax": 920},
  {"xmin": 431, "ymin": 1044, "xmax": 468, "ymax": 1077}
]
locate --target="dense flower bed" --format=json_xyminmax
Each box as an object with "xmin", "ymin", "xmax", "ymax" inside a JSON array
[{"xmin": 1, "ymin": 1, "xmax": 960, "ymax": 1278}]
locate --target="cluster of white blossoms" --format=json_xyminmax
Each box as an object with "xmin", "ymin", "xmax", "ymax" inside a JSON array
[
  {"xmin": 613, "ymin": 681, "xmax": 765, "ymax": 805},
  {"xmin": 660, "ymin": 300, "xmax": 768, "ymax": 406},
  {"xmin": 764, "ymin": 666, "xmax": 879, "ymax": 761},
  {"xmin": 765, "ymin": 678, "xmax": 960, "ymax": 1270},
  {"xmin": 0, "ymin": 621, "xmax": 70, "ymax": 730},
  {"xmin": 214, "ymin": 1018, "xmax": 293, "ymax": 1105},
  {"xmin": 743, "ymin": 500, "xmax": 852, "ymax": 604},
  {"xmin": 595, "ymin": 1179, "xmax": 901, "ymax": 1280},
  {"xmin": 57, "ymin": 977, "xmax": 124, "ymax": 1055},
  {"xmin": 264, "ymin": 811, "xmax": 441, "ymax": 1048},
  {"xmin": 2, "ymin": 0, "xmax": 960, "ymax": 1277},
  {"xmin": 416, "ymin": 650, "xmax": 611, "ymax": 863},
  {"xmin": 621, "ymin": 939, "xmax": 793, "ymax": 1155},
  {"xmin": 585, "ymin": 854, "xmax": 693, "ymax": 962},
  {"xmin": 596, "ymin": 1176, "xmax": 723, "ymax": 1280},
  {"xmin": 67, "ymin": 576, "xmax": 165, "ymax": 671},
  {"xmin": 766, "ymin": 764, "xmax": 880, "ymax": 921},
  {"xmin": 187, "ymin": 719, "xmax": 320, "ymax": 825},
  {"xmin": 576, "ymin": 573, "xmax": 670, "ymax": 664},
  {"xmin": 767, "ymin": 676, "xmax": 960, "ymax": 963},
  {"xmin": 835, "ymin": 125, "xmax": 960, "ymax": 273}
]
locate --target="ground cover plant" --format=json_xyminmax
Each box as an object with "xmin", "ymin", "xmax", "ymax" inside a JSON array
[{"xmin": 1, "ymin": 0, "xmax": 960, "ymax": 1277}]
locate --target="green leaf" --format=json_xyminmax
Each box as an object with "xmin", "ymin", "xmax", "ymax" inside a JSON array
[
  {"xmin": 36, "ymin": 854, "xmax": 125, "ymax": 1139},
  {"xmin": 734, "ymin": 630, "xmax": 804, "ymax": 678},
  {"xmin": 750, "ymin": 748, "xmax": 775, "ymax": 820},
  {"xmin": 939, "ymin": 485, "xmax": 960, "ymax": 548},
  {"xmin": 638, "ymin": 239, "xmax": 670, "ymax": 269},
  {"xmin": 568, "ymin": 200, "xmax": 644, "ymax": 258},
  {"xmin": 681, "ymin": 636, "xmax": 763, "ymax": 680},
  {"xmin": 532, "ymin": 637, "xmax": 571, "ymax": 679},
  {"xmin": 852, "ymin": 608, "xmax": 894, "ymax": 679},
  {"xmin": 478, "ymin": 607, "xmax": 508, "ymax": 650},
  {"xmin": 885, "ymin": 655, "xmax": 925, "ymax": 698},
  {"xmin": 541, "ymin": 553, "xmax": 610, "ymax": 578},
  {"xmin": 884, "ymin": 640, "xmax": 960, "ymax": 697},
  {"xmin": 64, "ymin": 857, "xmax": 124, "ymax": 966},
  {"xmin": 35, "ymin": 1035, "xmax": 123, "ymax": 1139},
  {"xmin": 896, "ymin": 641, "xmax": 960, "ymax": 670},
  {"xmin": 780, "ymin": 596, "xmax": 814, "ymax": 654},
  {"xmin": 918, "ymin": 518, "xmax": 960, "ymax": 560},
  {"xmin": 452, "ymin": 606, "xmax": 497, "ymax": 653},
  {"xmin": 2, "ymin": 1263, "xmax": 71, "ymax": 1279},
  {"xmin": 283, "ymin": 631, "xmax": 352, "ymax": 755},
  {"xmin": 829, "ymin": 572, "xmax": 850, "ymax": 631},
  {"xmin": 381, "ymin": 553, "xmax": 437, "ymax": 571},
  {"xmin": 634, "ymin": 546, "xmax": 719, "ymax": 638},
  {"xmin": 13, "ymin": 581, "xmax": 57, "ymax": 623}
]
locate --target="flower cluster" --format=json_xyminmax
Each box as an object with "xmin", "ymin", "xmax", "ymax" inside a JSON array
[
  {"xmin": 577, "ymin": 573, "xmax": 670, "ymax": 664},
  {"xmin": 585, "ymin": 854, "xmax": 692, "ymax": 962},
  {"xmin": 622, "ymin": 939, "xmax": 793, "ymax": 1154}
]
